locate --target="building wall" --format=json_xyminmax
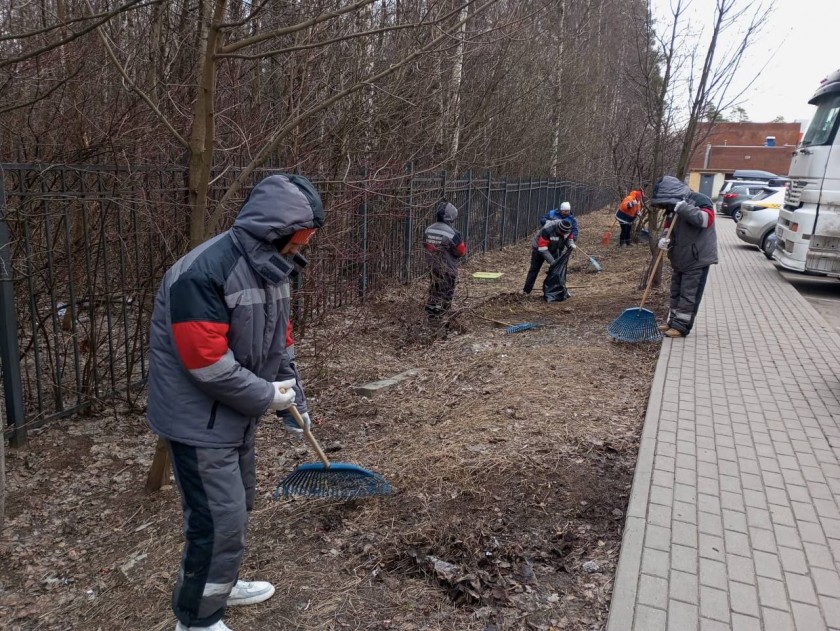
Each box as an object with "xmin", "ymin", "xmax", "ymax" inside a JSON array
[
  {"xmin": 696, "ymin": 122, "xmax": 801, "ymax": 147},
  {"xmin": 705, "ymin": 146, "xmax": 794, "ymax": 176},
  {"xmin": 689, "ymin": 122, "xmax": 802, "ymax": 173},
  {"xmin": 688, "ymin": 172, "xmax": 727, "ymax": 198}
]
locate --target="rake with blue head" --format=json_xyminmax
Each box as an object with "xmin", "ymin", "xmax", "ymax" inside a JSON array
[
  {"xmin": 277, "ymin": 405, "xmax": 392, "ymax": 499},
  {"xmin": 607, "ymin": 217, "xmax": 676, "ymax": 343}
]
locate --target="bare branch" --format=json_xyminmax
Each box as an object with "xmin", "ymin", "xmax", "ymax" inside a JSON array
[
  {"xmin": 83, "ymin": 0, "xmax": 188, "ymax": 147},
  {"xmin": 219, "ymin": 0, "xmax": 380, "ymax": 55},
  {"xmin": 0, "ymin": 0, "xmax": 160, "ymax": 42},
  {"xmin": 216, "ymin": 21, "xmax": 423, "ymax": 60},
  {"xmin": 0, "ymin": 0, "xmax": 151, "ymax": 69},
  {"xmin": 213, "ymin": 0, "xmax": 501, "ymax": 218}
]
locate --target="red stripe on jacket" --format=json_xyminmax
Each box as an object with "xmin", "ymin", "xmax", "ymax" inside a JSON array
[
  {"xmin": 702, "ymin": 207, "xmax": 715, "ymax": 227},
  {"xmin": 454, "ymin": 242, "xmax": 466, "ymax": 257},
  {"xmin": 537, "ymin": 236, "xmax": 550, "ymax": 249},
  {"xmin": 172, "ymin": 321, "xmax": 230, "ymax": 370},
  {"xmin": 286, "ymin": 321, "xmax": 294, "ymax": 348}
]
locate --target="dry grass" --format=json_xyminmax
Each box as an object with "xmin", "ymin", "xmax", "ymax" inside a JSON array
[{"xmin": 1, "ymin": 210, "xmax": 671, "ymax": 630}]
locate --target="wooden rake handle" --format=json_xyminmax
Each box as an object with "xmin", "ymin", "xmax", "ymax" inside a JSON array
[
  {"xmin": 639, "ymin": 216, "xmax": 677, "ymax": 310},
  {"xmin": 287, "ymin": 402, "xmax": 331, "ymax": 469}
]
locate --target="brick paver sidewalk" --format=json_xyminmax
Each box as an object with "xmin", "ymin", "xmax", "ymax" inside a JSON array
[{"xmin": 607, "ymin": 220, "xmax": 840, "ymax": 631}]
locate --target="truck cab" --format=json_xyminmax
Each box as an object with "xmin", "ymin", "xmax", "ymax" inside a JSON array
[{"xmin": 774, "ymin": 69, "xmax": 840, "ymax": 276}]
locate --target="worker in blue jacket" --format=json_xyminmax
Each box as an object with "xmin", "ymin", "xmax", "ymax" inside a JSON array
[{"xmin": 539, "ymin": 201, "xmax": 579, "ymax": 239}]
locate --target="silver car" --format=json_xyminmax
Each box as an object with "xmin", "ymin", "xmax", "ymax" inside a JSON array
[{"xmin": 735, "ymin": 188, "xmax": 785, "ymax": 258}]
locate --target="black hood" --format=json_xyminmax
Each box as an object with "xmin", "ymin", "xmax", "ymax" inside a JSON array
[{"xmin": 650, "ymin": 176, "xmax": 691, "ymax": 207}]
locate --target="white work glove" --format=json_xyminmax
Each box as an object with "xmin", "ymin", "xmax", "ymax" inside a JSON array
[
  {"xmin": 267, "ymin": 378, "xmax": 297, "ymax": 411},
  {"xmin": 283, "ymin": 411, "xmax": 311, "ymax": 435},
  {"xmin": 568, "ymin": 241, "xmax": 577, "ymax": 250},
  {"xmin": 658, "ymin": 238, "xmax": 670, "ymax": 251},
  {"xmin": 674, "ymin": 199, "xmax": 690, "ymax": 215}
]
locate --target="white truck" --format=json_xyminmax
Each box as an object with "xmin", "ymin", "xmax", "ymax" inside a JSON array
[{"xmin": 774, "ymin": 68, "xmax": 840, "ymax": 277}]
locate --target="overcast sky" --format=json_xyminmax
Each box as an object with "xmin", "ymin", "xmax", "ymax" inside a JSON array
[{"xmin": 649, "ymin": 0, "xmax": 837, "ymax": 126}]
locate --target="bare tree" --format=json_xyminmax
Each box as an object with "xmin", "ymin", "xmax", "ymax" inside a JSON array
[
  {"xmin": 675, "ymin": 0, "xmax": 772, "ymax": 179},
  {"xmin": 1, "ymin": 0, "xmax": 668, "ymax": 488}
]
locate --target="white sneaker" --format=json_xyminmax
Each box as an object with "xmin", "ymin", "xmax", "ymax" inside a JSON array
[
  {"xmin": 175, "ymin": 621, "xmax": 233, "ymax": 631},
  {"xmin": 226, "ymin": 579, "xmax": 276, "ymax": 606}
]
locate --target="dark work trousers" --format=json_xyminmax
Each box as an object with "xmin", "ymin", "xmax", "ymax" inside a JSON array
[
  {"xmin": 426, "ymin": 268, "xmax": 457, "ymax": 318},
  {"xmin": 523, "ymin": 249, "xmax": 549, "ymax": 294},
  {"xmin": 168, "ymin": 425, "xmax": 257, "ymax": 627},
  {"xmin": 668, "ymin": 266, "xmax": 711, "ymax": 336},
  {"xmin": 619, "ymin": 222, "xmax": 633, "ymax": 245}
]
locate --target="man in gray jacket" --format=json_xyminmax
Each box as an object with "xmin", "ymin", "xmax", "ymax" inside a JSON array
[
  {"xmin": 147, "ymin": 174, "xmax": 324, "ymax": 631},
  {"xmin": 649, "ymin": 175, "xmax": 718, "ymax": 338},
  {"xmin": 423, "ymin": 201, "xmax": 466, "ymax": 320}
]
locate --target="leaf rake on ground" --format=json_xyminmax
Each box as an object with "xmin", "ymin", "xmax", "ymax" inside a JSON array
[
  {"xmin": 607, "ymin": 217, "xmax": 676, "ymax": 343},
  {"xmin": 277, "ymin": 405, "xmax": 392, "ymax": 499}
]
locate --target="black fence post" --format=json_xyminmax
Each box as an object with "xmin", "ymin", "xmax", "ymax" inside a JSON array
[
  {"xmin": 359, "ymin": 168, "xmax": 369, "ymax": 298},
  {"xmin": 526, "ymin": 177, "xmax": 534, "ymax": 229},
  {"xmin": 403, "ymin": 162, "xmax": 414, "ymax": 282},
  {"xmin": 0, "ymin": 178, "xmax": 26, "ymax": 447},
  {"xmin": 464, "ymin": 169, "xmax": 472, "ymax": 251},
  {"xmin": 515, "ymin": 179, "xmax": 523, "ymax": 241},
  {"xmin": 500, "ymin": 179, "xmax": 508, "ymax": 247},
  {"xmin": 483, "ymin": 170, "xmax": 491, "ymax": 252}
]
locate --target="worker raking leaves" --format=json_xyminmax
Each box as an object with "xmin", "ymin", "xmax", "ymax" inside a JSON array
[
  {"xmin": 146, "ymin": 174, "xmax": 325, "ymax": 631},
  {"xmin": 615, "ymin": 189, "xmax": 644, "ymax": 246},
  {"xmin": 422, "ymin": 200, "xmax": 466, "ymax": 322},
  {"xmin": 649, "ymin": 175, "xmax": 718, "ymax": 338}
]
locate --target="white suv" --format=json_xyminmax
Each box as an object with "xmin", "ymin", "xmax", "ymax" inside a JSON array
[{"xmin": 735, "ymin": 187, "xmax": 786, "ymax": 257}]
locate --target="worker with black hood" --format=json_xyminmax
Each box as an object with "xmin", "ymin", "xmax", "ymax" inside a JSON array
[
  {"xmin": 147, "ymin": 173, "xmax": 325, "ymax": 631},
  {"xmin": 523, "ymin": 218, "xmax": 576, "ymax": 295},
  {"xmin": 423, "ymin": 200, "xmax": 466, "ymax": 320},
  {"xmin": 649, "ymin": 175, "xmax": 718, "ymax": 338}
]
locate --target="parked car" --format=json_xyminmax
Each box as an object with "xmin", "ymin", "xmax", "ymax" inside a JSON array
[
  {"xmin": 731, "ymin": 169, "xmax": 778, "ymax": 181},
  {"xmin": 718, "ymin": 184, "xmax": 766, "ymax": 220},
  {"xmin": 735, "ymin": 187, "xmax": 786, "ymax": 257},
  {"xmin": 715, "ymin": 179, "xmax": 769, "ymax": 210}
]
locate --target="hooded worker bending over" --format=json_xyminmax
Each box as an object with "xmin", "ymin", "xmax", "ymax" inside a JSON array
[
  {"xmin": 523, "ymin": 218, "xmax": 576, "ymax": 295},
  {"xmin": 649, "ymin": 175, "xmax": 718, "ymax": 338},
  {"xmin": 616, "ymin": 190, "xmax": 643, "ymax": 246},
  {"xmin": 423, "ymin": 201, "xmax": 466, "ymax": 320}
]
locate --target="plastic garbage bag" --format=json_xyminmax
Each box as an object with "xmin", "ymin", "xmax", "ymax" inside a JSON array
[{"xmin": 543, "ymin": 249, "xmax": 572, "ymax": 303}]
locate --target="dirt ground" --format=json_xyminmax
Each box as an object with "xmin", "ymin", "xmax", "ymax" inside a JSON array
[{"xmin": 0, "ymin": 211, "xmax": 670, "ymax": 631}]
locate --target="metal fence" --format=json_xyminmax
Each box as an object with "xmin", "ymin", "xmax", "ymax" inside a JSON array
[{"xmin": 1, "ymin": 163, "xmax": 611, "ymax": 445}]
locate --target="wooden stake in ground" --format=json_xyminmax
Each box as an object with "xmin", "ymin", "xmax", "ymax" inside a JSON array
[{"xmin": 145, "ymin": 437, "xmax": 170, "ymax": 492}]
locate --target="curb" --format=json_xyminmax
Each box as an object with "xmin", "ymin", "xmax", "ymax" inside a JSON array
[{"xmin": 606, "ymin": 338, "xmax": 672, "ymax": 631}]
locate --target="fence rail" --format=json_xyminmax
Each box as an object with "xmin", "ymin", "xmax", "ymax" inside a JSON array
[{"xmin": 1, "ymin": 163, "xmax": 612, "ymax": 445}]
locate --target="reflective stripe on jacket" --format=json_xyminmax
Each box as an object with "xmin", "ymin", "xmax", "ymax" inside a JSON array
[
  {"xmin": 147, "ymin": 174, "xmax": 322, "ymax": 448},
  {"xmin": 423, "ymin": 219, "xmax": 466, "ymax": 275}
]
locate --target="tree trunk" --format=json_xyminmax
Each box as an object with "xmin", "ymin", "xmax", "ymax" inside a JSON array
[
  {"xmin": 549, "ymin": 1, "xmax": 566, "ymax": 177},
  {"xmin": 676, "ymin": 1, "xmax": 725, "ymax": 179},
  {"xmin": 448, "ymin": 3, "xmax": 469, "ymax": 165},
  {"xmin": 147, "ymin": 0, "xmax": 228, "ymax": 493},
  {"xmin": 187, "ymin": 0, "xmax": 226, "ymax": 246}
]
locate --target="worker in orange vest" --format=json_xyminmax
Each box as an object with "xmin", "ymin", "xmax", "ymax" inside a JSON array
[{"xmin": 615, "ymin": 190, "xmax": 643, "ymax": 246}]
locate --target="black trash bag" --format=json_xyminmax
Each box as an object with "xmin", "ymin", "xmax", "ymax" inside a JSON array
[{"xmin": 543, "ymin": 248, "xmax": 572, "ymax": 303}]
